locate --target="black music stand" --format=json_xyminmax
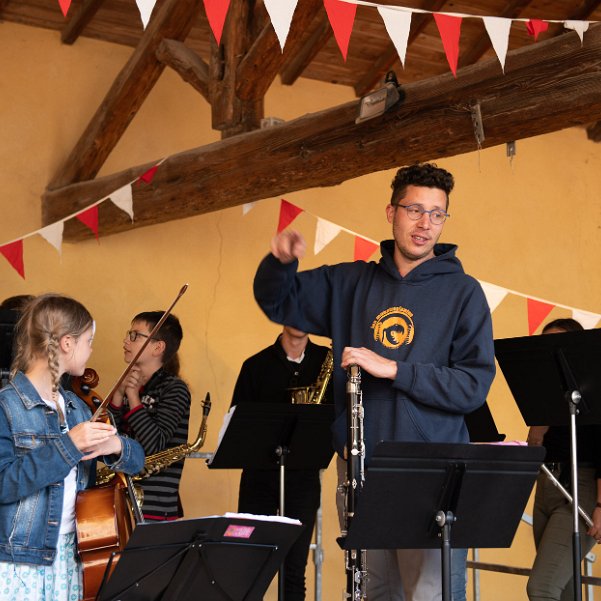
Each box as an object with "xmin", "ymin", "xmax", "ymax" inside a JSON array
[
  {"xmin": 97, "ymin": 516, "xmax": 302, "ymax": 601},
  {"xmin": 495, "ymin": 328, "xmax": 601, "ymax": 601},
  {"xmin": 341, "ymin": 441, "xmax": 544, "ymax": 601},
  {"xmin": 465, "ymin": 401, "xmax": 505, "ymax": 443},
  {"xmin": 207, "ymin": 402, "xmax": 335, "ymax": 601},
  {"xmin": 0, "ymin": 309, "xmax": 18, "ymax": 387}
]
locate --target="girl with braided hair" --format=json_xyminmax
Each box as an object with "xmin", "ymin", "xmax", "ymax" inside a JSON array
[{"xmin": 0, "ymin": 294, "xmax": 144, "ymax": 601}]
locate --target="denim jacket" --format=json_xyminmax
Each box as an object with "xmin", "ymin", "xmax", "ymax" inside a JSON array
[{"xmin": 0, "ymin": 371, "xmax": 145, "ymax": 565}]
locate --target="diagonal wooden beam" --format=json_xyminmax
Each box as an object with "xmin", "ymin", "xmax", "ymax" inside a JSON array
[
  {"xmin": 48, "ymin": 0, "xmax": 203, "ymax": 190},
  {"xmin": 354, "ymin": 0, "xmax": 448, "ymax": 97},
  {"xmin": 43, "ymin": 23, "xmax": 601, "ymax": 241},
  {"xmin": 279, "ymin": 14, "xmax": 331, "ymax": 86},
  {"xmin": 236, "ymin": 0, "xmax": 322, "ymax": 101},
  {"xmin": 61, "ymin": 0, "xmax": 105, "ymax": 45},
  {"xmin": 156, "ymin": 39, "xmax": 210, "ymax": 101}
]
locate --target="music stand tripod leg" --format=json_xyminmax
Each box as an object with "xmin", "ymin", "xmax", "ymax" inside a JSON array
[
  {"xmin": 276, "ymin": 444, "xmax": 289, "ymax": 601},
  {"xmin": 568, "ymin": 391, "xmax": 583, "ymax": 601},
  {"xmin": 435, "ymin": 510, "xmax": 456, "ymax": 601}
]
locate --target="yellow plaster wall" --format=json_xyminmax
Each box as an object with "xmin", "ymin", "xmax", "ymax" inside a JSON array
[{"xmin": 2, "ymin": 20, "xmax": 601, "ymax": 601}]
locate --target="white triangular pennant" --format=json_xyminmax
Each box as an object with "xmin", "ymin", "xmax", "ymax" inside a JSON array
[
  {"xmin": 109, "ymin": 184, "xmax": 134, "ymax": 221},
  {"xmin": 377, "ymin": 7, "xmax": 412, "ymax": 67},
  {"xmin": 135, "ymin": 0, "xmax": 157, "ymax": 29},
  {"xmin": 314, "ymin": 218, "xmax": 342, "ymax": 255},
  {"xmin": 479, "ymin": 281, "xmax": 509, "ymax": 313},
  {"xmin": 38, "ymin": 222, "xmax": 64, "ymax": 255},
  {"xmin": 243, "ymin": 203, "xmax": 256, "ymax": 216},
  {"xmin": 571, "ymin": 309, "xmax": 601, "ymax": 330},
  {"xmin": 264, "ymin": 0, "xmax": 298, "ymax": 51},
  {"xmin": 483, "ymin": 16, "xmax": 511, "ymax": 73},
  {"xmin": 564, "ymin": 20, "xmax": 589, "ymax": 44}
]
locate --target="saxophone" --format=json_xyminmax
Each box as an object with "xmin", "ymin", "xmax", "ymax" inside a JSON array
[
  {"xmin": 289, "ymin": 348, "xmax": 333, "ymax": 404},
  {"xmin": 96, "ymin": 392, "xmax": 212, "ymax": 485},
  {"xmin": 343, "ymin": 364, "xmax": 368, "ymax": 601}
]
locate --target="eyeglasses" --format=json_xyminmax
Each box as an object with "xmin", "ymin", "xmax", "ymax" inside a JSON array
[
  {"xmin": 395, "ymin": 203, "xmax": 450, "ymax": 225},
  {"xmin": 126, "ymin": 330, "xmax": 157, "ymax": 343}
]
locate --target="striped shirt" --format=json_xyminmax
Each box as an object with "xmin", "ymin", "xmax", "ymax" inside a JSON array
[{"xmin": 110, "ymin": 368, "xmax": 191, "ymax": 519}]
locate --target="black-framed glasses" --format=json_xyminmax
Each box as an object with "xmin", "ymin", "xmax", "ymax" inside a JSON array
[
  {"xmin": 126, "ymin": 330, "xmax": 157, "ymax": 342},
  {"xmin": 395, "ymin": 203, "xmax": 450, "ymax": 225}
]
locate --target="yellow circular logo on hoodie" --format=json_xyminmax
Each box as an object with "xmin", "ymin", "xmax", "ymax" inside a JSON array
[{"xmin": 371, "ymin": 307, "xmax": 415, "ymax": 349}]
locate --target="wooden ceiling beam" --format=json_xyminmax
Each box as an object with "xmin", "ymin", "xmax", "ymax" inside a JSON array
[
  {"xmin": 354, "ymin": 0, "xmax": 448, "ymax": 97},
  {"xmin": 43, "ymin": 23, "xmax": 601, "ymax": 240},
  {"xmin": 156, "ymin": 39, "xmax": 210, "ymax": 101},
  {"xmin": 279, "ymin": 14, "xmax": 332, "ymax": 86},
  {"xmin": 48, "ymin": 0, "xmax": 203, "ymax": 190},
  {"xmin": 236, "ymin": 0, "xmax": 323, "ymax": 101},
  {"xmin": 61, "ymin": 0, "xmax": 105, "ymax": 45}
]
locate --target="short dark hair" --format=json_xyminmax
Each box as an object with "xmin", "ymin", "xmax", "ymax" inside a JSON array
[
  {"xmin": 542, "ymin": 318, "xmax": 584, "ymax": 334},
  {"xmin": 390, "ymin": 163, "xmax": 454, "ymax": 207},
  {"xmin": 133, "ymin": 311, "xmax": 183, "ymax": 376}
]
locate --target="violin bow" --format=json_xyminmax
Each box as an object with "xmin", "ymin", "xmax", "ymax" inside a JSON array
[{"xmin": 90, "ymin": 283, "xmax": 188, "ymax": 422}]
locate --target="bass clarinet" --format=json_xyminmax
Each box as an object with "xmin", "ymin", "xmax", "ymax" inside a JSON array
[{"xmin": 343, "ymin": 363, "xmax": 368, "ymax": 601}]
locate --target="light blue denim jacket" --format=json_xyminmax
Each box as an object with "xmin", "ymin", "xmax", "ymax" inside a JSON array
[{"xmin": 0, "ymin": 371, "xmax": 145, "ymax": 565}]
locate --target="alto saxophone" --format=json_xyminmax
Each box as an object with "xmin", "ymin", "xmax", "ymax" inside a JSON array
[
  {"xmin": 289, "ymin": 348, "xmax": 333, "ymax": 404},
  {"xmin": 96, "ymin": 392, "xmax": 212, "ymax": 485},
  {"xmin": 343, "ymin": 364, "xmax": 368, "ymax": 601}
]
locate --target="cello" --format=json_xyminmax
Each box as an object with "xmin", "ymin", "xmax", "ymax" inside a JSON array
[{"xmin": 73, "ymin": 284, "xmax": 188, "ymax": 601}]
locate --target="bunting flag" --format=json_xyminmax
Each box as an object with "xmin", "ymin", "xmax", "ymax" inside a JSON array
[
  {"xmin": 572, "ymin": 309, "xmax": 601, "ymax": 329},
  {"xmin": 527, "ymin": 298, "xmax": 555, "ymax": 335},
  {"xmin": 135, "ymin": 0, "xmax": 158, "ymax": 29},
  {"xmin": 433, "ymin": 13, "xmax": 463, "ymax": 77},
  {"xmin": 38, "ymin": 222, "xmax": 64, "ymax": 255},
  {"xmin": 483, "ymin": 16, "xmax": 512, "ymax": 72},
  {"xmin": 314, "ymin": 217, "xmax": 342, "ymax": 254},
  {"xmin": 76, "ymin": 206, "xmax": 100, "ymax": 240},
  {"xmin": 324, "ymin": 0, "xmax": 357, "ymax": 61},
  {"xmin": 564, "ymin": 20, "xmax": 589, "ymax": 44},
  {"xmin": 109, "ymin": 184, "xmax": 134, "ymax": 221},
  {"xmin": 203, "ymin": 0, "xmax": 231, "ymax": 46},
  {"xmin": 264, "ymin": 0, "xmax": 298, "ymax": 51},
  {"xmin": 526, "ymin": 19, "xmax": 549, "ymax": 41},
  {"xmin": 479, "ymin": 281, "xmax": 509, "ymax": 313},
  {"xmin": 377, "ymin": 7, "xmax": 412, "ymax": 67},
  {"xmin": 137, "ymin": 165, "xmax": 159, "ymax": 184},
  {"xmin": 242, "ymin": 202, "xmax": 256, "ymax": 215},
  {"xmin": 57, "ymin": 0, "xmax": 71, "ymax": 17},
  {"xmin": 354, "ymin": 236, "xmax": 379, "ymax": 262},
  {"xmin": 0, "ymin": 240, "xmax": 25, "ymax": 279},
  {"xmin": 277, "ymin": 199, "xmax": 304, "ymax": 233}
]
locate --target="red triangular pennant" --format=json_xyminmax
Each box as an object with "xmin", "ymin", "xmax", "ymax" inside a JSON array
[
  {"xmin": 527, "ymin": 298, "xmax": 555, "ymax": 335},
  {"xmin": 58, "ymin": 0, "xmax": 71, "ymax": 17},
  {"xmin": 203, "ymin": 0, "xmax": 231, "ymax": 46},
  {"xmin": 526, "ymin": 19, "xmax": 549, "ymax": 41},
  {"xmin": 354, "ymin": 237, "xmax": 379, "ymax": 262},
  {"xmin": 323, "ymin": 0, "xmax": 356, "ymax": 61},
  {"xmin": 0, "ymin": 240, "xmax": 25, "ymax": 279},
  {"xmin": 277, "ymin": 199, "xmax": 304, "ymax": 233},
  {"xmin": 433, "ymin": 13, "xmax": 463, "ymax": 77},
  {"xmin": 76, "ymin": 206, "xmax": 99, "ymax": 240},
  {"xmin": 137, "ymin": 165, "xmax": 159, "ymax": 184}
]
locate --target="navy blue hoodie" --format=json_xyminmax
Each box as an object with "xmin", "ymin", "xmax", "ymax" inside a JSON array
[{"xmin": 254, "ymin": 240, "xmax": 496, "ymax": 461}]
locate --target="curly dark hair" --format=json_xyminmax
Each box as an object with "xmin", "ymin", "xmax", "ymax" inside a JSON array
[{"xmin": 390, "ymin": 163, "xmax": 454, "ymax": 208}]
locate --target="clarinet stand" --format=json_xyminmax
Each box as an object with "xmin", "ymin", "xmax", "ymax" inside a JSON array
[
  {"xmin": 208, "ymin": 402, "xmax": 335, "ymax": 601},
  {"xmin": 342, "ymin": 441, "xmax": 544, "ymax": 601},
  {"xmin": 496, "ymin": 328, "xmax": 601, "ymax": 601}
]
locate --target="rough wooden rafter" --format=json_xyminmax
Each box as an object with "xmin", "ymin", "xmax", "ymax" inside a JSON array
[
  {"xmin": 43, "ymin": 24, "xmax": 601, "ymax": 241},
  {"xmin": 61, "ymin": 0, "xmax": 105, "ymax": 45},
  {"xmin": 48, "ymin": 0, "xmax": 203, "ymax": 190},
  {"xmin": 156, "ymin": 39, "xmax": 210, "ymax": 101}
]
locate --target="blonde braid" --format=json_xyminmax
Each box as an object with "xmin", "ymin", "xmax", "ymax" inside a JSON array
[{"xmin": 46, "ymin": 334, "xmax": 61, "ymax": 402}]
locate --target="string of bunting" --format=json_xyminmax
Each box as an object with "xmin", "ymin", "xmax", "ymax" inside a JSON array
[
  {"xmin": 56, "ymin": 0, "xmax": 596, "ymax": 76},
  {"xmin": 0, "ymin": 161, "xmax": 163, "ymax": 279},
  {"xmin": 253, "ymin": 198, "xmax": 601, "ymax": 334}
]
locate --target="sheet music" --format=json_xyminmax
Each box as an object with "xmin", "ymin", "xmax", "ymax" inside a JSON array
[
  {"xmin": 224, "ymin": 512, "xmax": 302, "ymax": 525},
  {"xmin": 207, "ymin": 405, "xmax": 236, "ymax": 465}
]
